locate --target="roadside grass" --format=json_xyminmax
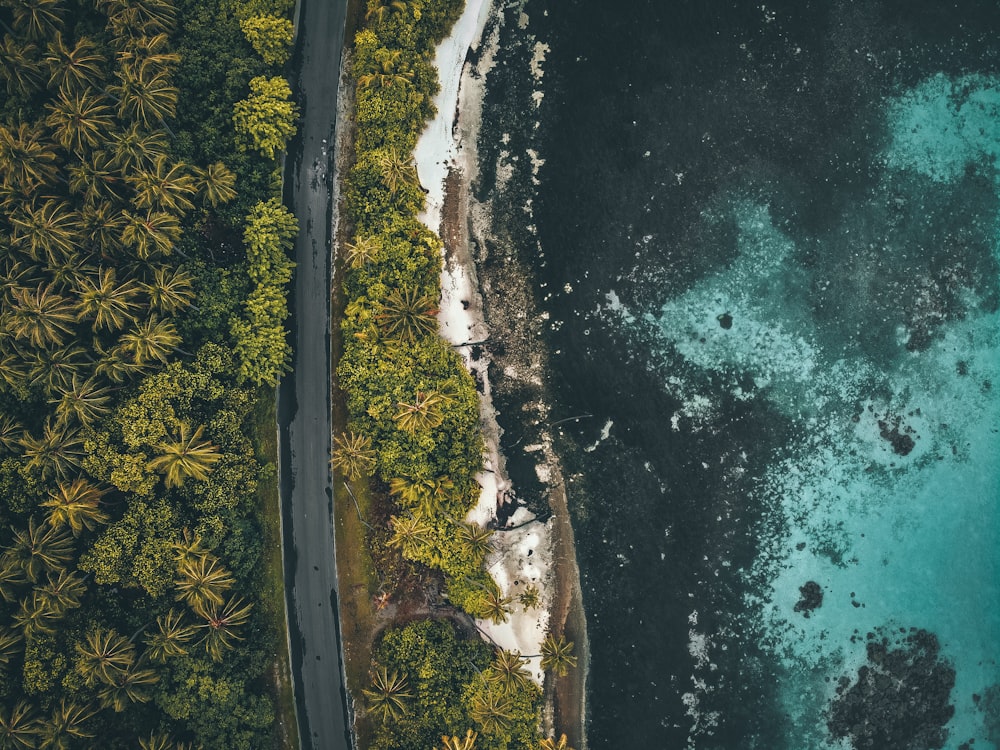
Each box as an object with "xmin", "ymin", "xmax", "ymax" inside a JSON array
[{"xmin": 253, "ymin": 391, "xmax": 300, "ymax": 750}]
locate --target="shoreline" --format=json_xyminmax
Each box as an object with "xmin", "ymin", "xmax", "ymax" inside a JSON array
[{"xmin": 413, "ymin": 0, "xmax": 590, "ymax": 744}]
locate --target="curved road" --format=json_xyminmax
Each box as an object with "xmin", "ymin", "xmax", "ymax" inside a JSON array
[{"xmin": 279, "ymin": 0, "xmax": 350, "ymax": 748}]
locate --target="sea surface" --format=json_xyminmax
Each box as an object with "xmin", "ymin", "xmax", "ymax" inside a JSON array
[{"xmin": 475, "ymin": 1, "xmax": 1000, "ymax": 748}]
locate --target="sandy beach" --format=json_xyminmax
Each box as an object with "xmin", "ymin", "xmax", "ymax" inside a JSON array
[{"xmin": 411, "ymin": 0, "xmax": 589, "ymax": 744}]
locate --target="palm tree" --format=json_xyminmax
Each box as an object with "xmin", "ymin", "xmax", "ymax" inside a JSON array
[
  {"xmin": 458, "ymin": 522, "xmax": 493, "ymax": 559},
  {"xmin": 97, "ymin": 662, "xmax": 159, "ymax": 711},
  {"xmin": 171, "ymin": 528, "xmax": 209, "ymax": 565},
  {"xmin": 0, "ymin": 123, "xmax": 58, "ymax": 193},
  {"xmin": 362, "ymin": 667, "xmax": 412, "ymax": 721},
  {"xmin": 41, "ymin": 478, "xmax": 109, "ymax": 535},
  {"xmin": 438, "ymin": 729, "xmax": 477, "ymax": 750},
  {"xmin": 331, "ymin": 431, "xmax": 376, "ymax": 481},
  {"xmin": 10, "ymin": 0, "xmax": 66, "ymax": 42},
  {"xmin": 364, "ymin": 0, "xmax": 407, "ymax": 23},
  {"xmin": 0, "ymin": 414, "xmax": 23, "ymax": 453},
  {"xmin": 387, "ymin": 514, "xmax": 431, "ymax": 556},
  {"xmin": 358, "ymin": 51, "xmax": 414, "ymax": 90},
  {"xmin": 0, "ymin": 562, "xmax": 27, "ymax": 602},
  {"xmin": 128, "ymin": 154, "xmax": 197, "ymax": 212},
  {"xmin": 517, "ymin": 584, "xmax": 541, "ymax": 611},
  {"xmin": 139, "ymin": 266, "xmax": 194, "ymax": 314},
  {"xmin": 102, "ymin": 0, "xmax": 177, "ymax": 37},
  {"xmin": 110, "ymin": 123, "xmax": 168, "ymax": 173},
  {"xmin": 389, "ymin": 475, "xmax": 454, "ymax": 517},
  {"xmin": 115, "ymin": 33, "xmax": 180, "ymax": 76},
  {"xmin": 343, "ymin": 234, "xmax": 380, "ymax": 269},
  {"xmin": 5, "ymin": 284, "xmax": 78, "ymax": 349},
  {"xmin": 74, "ymin": 267, "xmax": 141, "ymax": 331},
  {"xmin": 9, "ymin": 201, "xmax": 80, "ymax": 265},
  {"xmin": 94, "ymin": 341, "xmax": 139, "ymax": 383},
  {"xmin": 487, "ymin": 650, "xmax": 532, "ymax": 695},
  {"xmin": 192, "ymin": 161, "xmax": 237, "ymax": 207},
  {"xmin": 71, "ymin": 152, "xmax": 125, "ymax": 206},
  {"xmin": 377, "ymin": 287, "xmax": 438, "ymax": 342},
  {"xmin": 36, "ymin": 569, "xmax": 86, "ymax": 616},
  {"xmin": 19, "ymin": 419, "xmax": 84, "ymax": 480},
  {"xmin": 27, "ymin": 343, "xmax": 90, "ymax": 396},
  {"xmin": 49, "ymin": 374, "xmax": 112, "ymax": 428},
  {"xmin": 479, "ymin": 584, "xmax": 512, "ymax": 625},
  {"xmin": 539, "ymin": 735, "xmax": 573, "ymax": 750},
  {"xmin": 0, "ymin": 627, "xmax": 22, "ymax": 667},
  {"xmin": 393, "ymin": 390, "xmax": 447, "ymax": 433},
  {"xmin": 43, "ymin": 33, "xmax": 105, "ymax": 92},
  {"xmin": 195, "ymin": 595, "xmax": 253, "ymax": 662},
  {"xmin": 539, "ymin": 634, "xmax": 577, "ymax": 677},
  {"xmin": 375, "ymin": 146, "xmax": 418, "ymax": 192},
  {"xmin": 470, "ymin": 687, "xmax": 512, "ymax": 735},
  {"xmin": 1, "ymin": 517, "xmax": 74, "ymax": 583},
  {"xmin": 0, "ymin": 37, "xmax": 44, "ymax": 96},
  {"xmin": 117, "ymin": 315, "xmax": 181, "ymax": 366},
  {"xmin": 122, "ymin": 210, "xmax": 182, "ymax": 258},
  {"xmin": 143, "ymin": 609, "xmax": 195, "ymax": 662},
  {"xmin": 37, "ymin": 700, "xmax": 95, "ymax": 750},
  {"xmin": 12, "ymin": 591, "xmax": 61, "ymax": 637},
  {"xmin": 173, "ymin": 554, "xmax": 234, "ymax": 611},
  {"xmin": 148, "ymin": 423, "xmax": 221, "ymax": 487},
  {"xmin": 0, "ymin": 701, "xmax": 39, "ymax": 750},
  {"xmin": 44, "ymin": 87, "xmax": 114, "ymax": 153},
  {"xmin": 109, "ymin": 66, "xmax": 178, "ymax": 128},
  {"xmin": 75, "ymin": 628, "xmax": 135, "ymax": 686}
]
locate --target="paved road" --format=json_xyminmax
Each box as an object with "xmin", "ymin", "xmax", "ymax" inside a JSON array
[{"xmin": 279, "ymin": 0, "xmax": 350, "ymax": 748}]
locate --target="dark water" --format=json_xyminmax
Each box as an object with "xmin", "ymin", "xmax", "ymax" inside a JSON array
[{"xmin": 476, "ymin": 1, "xmax": 1000, "ymax": 748}]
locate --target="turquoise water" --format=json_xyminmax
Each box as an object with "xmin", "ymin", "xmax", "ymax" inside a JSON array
[{"xmin": 621, "ymin": 73, "xmax": 1000, "ymax": 748}]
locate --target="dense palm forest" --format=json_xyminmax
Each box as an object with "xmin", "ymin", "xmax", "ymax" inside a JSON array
[{"xmin": 0, "ymin": 0, "xmax": 298, "ymax": 747}]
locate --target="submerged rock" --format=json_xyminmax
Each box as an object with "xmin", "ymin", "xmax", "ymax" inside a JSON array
[
  {"xmin": 793, "ymin": 580, "xmax": 823, "ymax": 617},
  {"xmin": 828, "ymin": 628, "xmax": 956, "ymax": 750}
]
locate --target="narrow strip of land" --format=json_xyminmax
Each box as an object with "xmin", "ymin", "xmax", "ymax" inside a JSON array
[{"xmin": 280, "ymin": 0, "xmax": 351, "ymax": 748}]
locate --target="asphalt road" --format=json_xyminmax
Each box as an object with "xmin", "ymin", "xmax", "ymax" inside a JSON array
[{"xmin": 279, "ymin": 0, "xmax": 350, "ymax": 748}]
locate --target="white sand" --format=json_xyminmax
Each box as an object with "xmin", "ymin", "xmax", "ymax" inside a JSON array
[{"xmin": 413, "ymin": 0, "xmax": 554, "ymax": 682}]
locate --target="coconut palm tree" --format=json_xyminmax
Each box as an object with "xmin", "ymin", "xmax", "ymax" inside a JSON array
[
  {"xmin": 192, "ymin": 161, "xmax": 237, "ymax": 207},
  {"xmin": 27, "ymin": 343, "xmax": 90, "ymax": 395},
  {"xmin": 438, "ymin": 729, "xmax": 477, "ymax": 750},
  {"xmin": 36, "ymin": 569, "xmax": 86, "ymax": 615},
  {"xmin": 128, "ymin": 154, "xmax": 197, "ymax": 212},
  {"xmin": 115, "ymin": 32, "xmax": 180, "ymax": 76},
  {"xmin": 4, "ymin": 284, "xmax": 78, "ymax": 349},
  {"xmin": 377, "ymin": 287, "xmax": 438, "ymax": 342},
  {"xmin": 171, "ymin": 528, "xmax": 209, "ymax": 566},
  {"xmin": 0, "ymin": 561, "xmax": 27, "ymax": 602},
  {"xmin": 539, "ymin": 735, "xmax": 573, "ymax": 750},
  {"xmin": 139, "ymin": 265, "xmax": 194, "ymax": 314},
  {"xmin": 387, "ymin": 514, "xmax": 431, "ymax": 556},
  {"xmin": 43, "ymin": 33, "xmax": 105, "ymax": 93},
  {"xmin": 0, "ymin": 37, "xmax": 44, "ymax": 96},
  {"xmin": 458, "ymin": 522, "xmax": 493, "ymax": 559},
  {"xmin": 393, "ymin": 390, "xmax": 447, "ymax": 433},
  {"xmin": 173, "ymin": 553, "xmax": 234, "ymax": 611},
  {"xmin": 0, "ymin": 701, "xmax": 39, "ymax": 750},
  {"xmin": 75, "ymin": 628, "xmax": 135, "ymax": 686},
  {"xmin": 0, "ymin": 626, "xmax": 22, "ymax": 667},
  {"xmin": 343, "ymin": 234, "xmax": 380, "ymax": 269},
  {"xmin": 37, "ymin": 699, "xmax": 94, "ymax": 750},
  {"xmin": 479, "ymin": 584, "xmax": 512, "ymax": 625},
  {"xmin": 375, "ymin": 146, "xmax": 418, "ymax": 192},
  {"xmin": 117, "ymin": 315, "xmax": 181, "ymax": 366},
  {"xmin": 143, "ymin": 609, "xmax": 195, "ymax": 662},
  {"xmin": 470, "ymin": 687, "xmax": 513, "ymax": 735},
  {"xmin": 10, "ymin": 0, "xmax": 66, "ymax": 42},
  {"xmin": 0, "ymin": 122, "xmax": 58, "ymax": 193},
  {"xmin": 358, "ymin": 51, "xmax": 414, "ymax": 90},
  {"xmin": 518, "ymin": 584, "xmax": 541, "ymax": 611},
  {"xmin": 364, "ymin": 0, "xmax": 407, "ymax": 24},
  {"xmin": 109, "ymin": 66, "xmax": 178, "ymax": 128},
  {"xmin": 331, "ymin": 431, "xmax": 376, "ymax": 481},
  {"xmin": 9, "ymin": 200, "xmax": 80, "ymax": 265},
  {"xmin": 75, "ymin": 267, "xmax": 141, "ymax": 331},
  {"xmin": 195, "ymin": 595, "xmax": 253, "ymax": 662},
  {"xmin": 40, "ymin": 478, "xmax": 108, "ymax": 535},
  {"xmin": 148, "ymin": 422, "xmax": 221, "ymax": 488},
  {"xmin": 487, "ymin": 650, "xmax": 532, "ymax": 696},
  {"xmin": 12, "ymin": 591, "xmax": 61, "ymax": 636},
  {"xmin": 93, "ymin": 341, "xmax": 139, "ymax": 383},
  {"xmin": 102, "ymin": 0, "xmax": 177, "ymax": 37},
  {"xmin": 362, "ymin": 667, "xmax": 412, "ymax": 721},
  {"xmin": 539, "ymin": 634, "xmax": 577, "ymax": 677},
  {"xmin": 19, "ymin": 419, "xmax": 84, "ymax": 480},
  {"xmin": 97, "ymin": 661, "xmax": 159, "ymax": 711},
  {"xmin": 122, "ymin": 210, "xmax": 182, "ymax": 258},
  {"xmin": 44, "ymin": 87, "xmax": 115, "ymax": 153},
  {"xmin": 389, "ymin": 474, "xmax": 454, "ymax": 517},
  {"xmin": 0, "ymin": 414, "xmax": 23, "ymax": 453},
  {"xmin": 49, "ymin": 375, "xmax": 113, "ymax": 428},
  {"xmin": 110, "ymin": 123, "xmax": 169, "ymax": 173},
  {"xmin": 70, "ymin": 152, "xmax": 125, "ymax": 206},
  {"xmin": 2, "ymin": 517, "xmax": 74, "ymax": 583}
]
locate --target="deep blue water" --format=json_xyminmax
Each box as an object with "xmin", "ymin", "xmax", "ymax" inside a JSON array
[{"xmin": 476, "ymin": 1, "xmax": 1000, "ymax": 748}]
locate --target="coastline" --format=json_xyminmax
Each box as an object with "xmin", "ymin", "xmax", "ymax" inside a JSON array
[{"xmin": 412, "ymin": 0, "xmax": 590, "ymax": 745}]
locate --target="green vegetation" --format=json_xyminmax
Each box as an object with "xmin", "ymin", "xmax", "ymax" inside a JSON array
[
  {"xmin": 0, "ymin": 0, "xmax": 298, "ymax": 746},
  {"xmin": 339, "ymin": 1, "xmax": 579, "ymax": 748}
]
